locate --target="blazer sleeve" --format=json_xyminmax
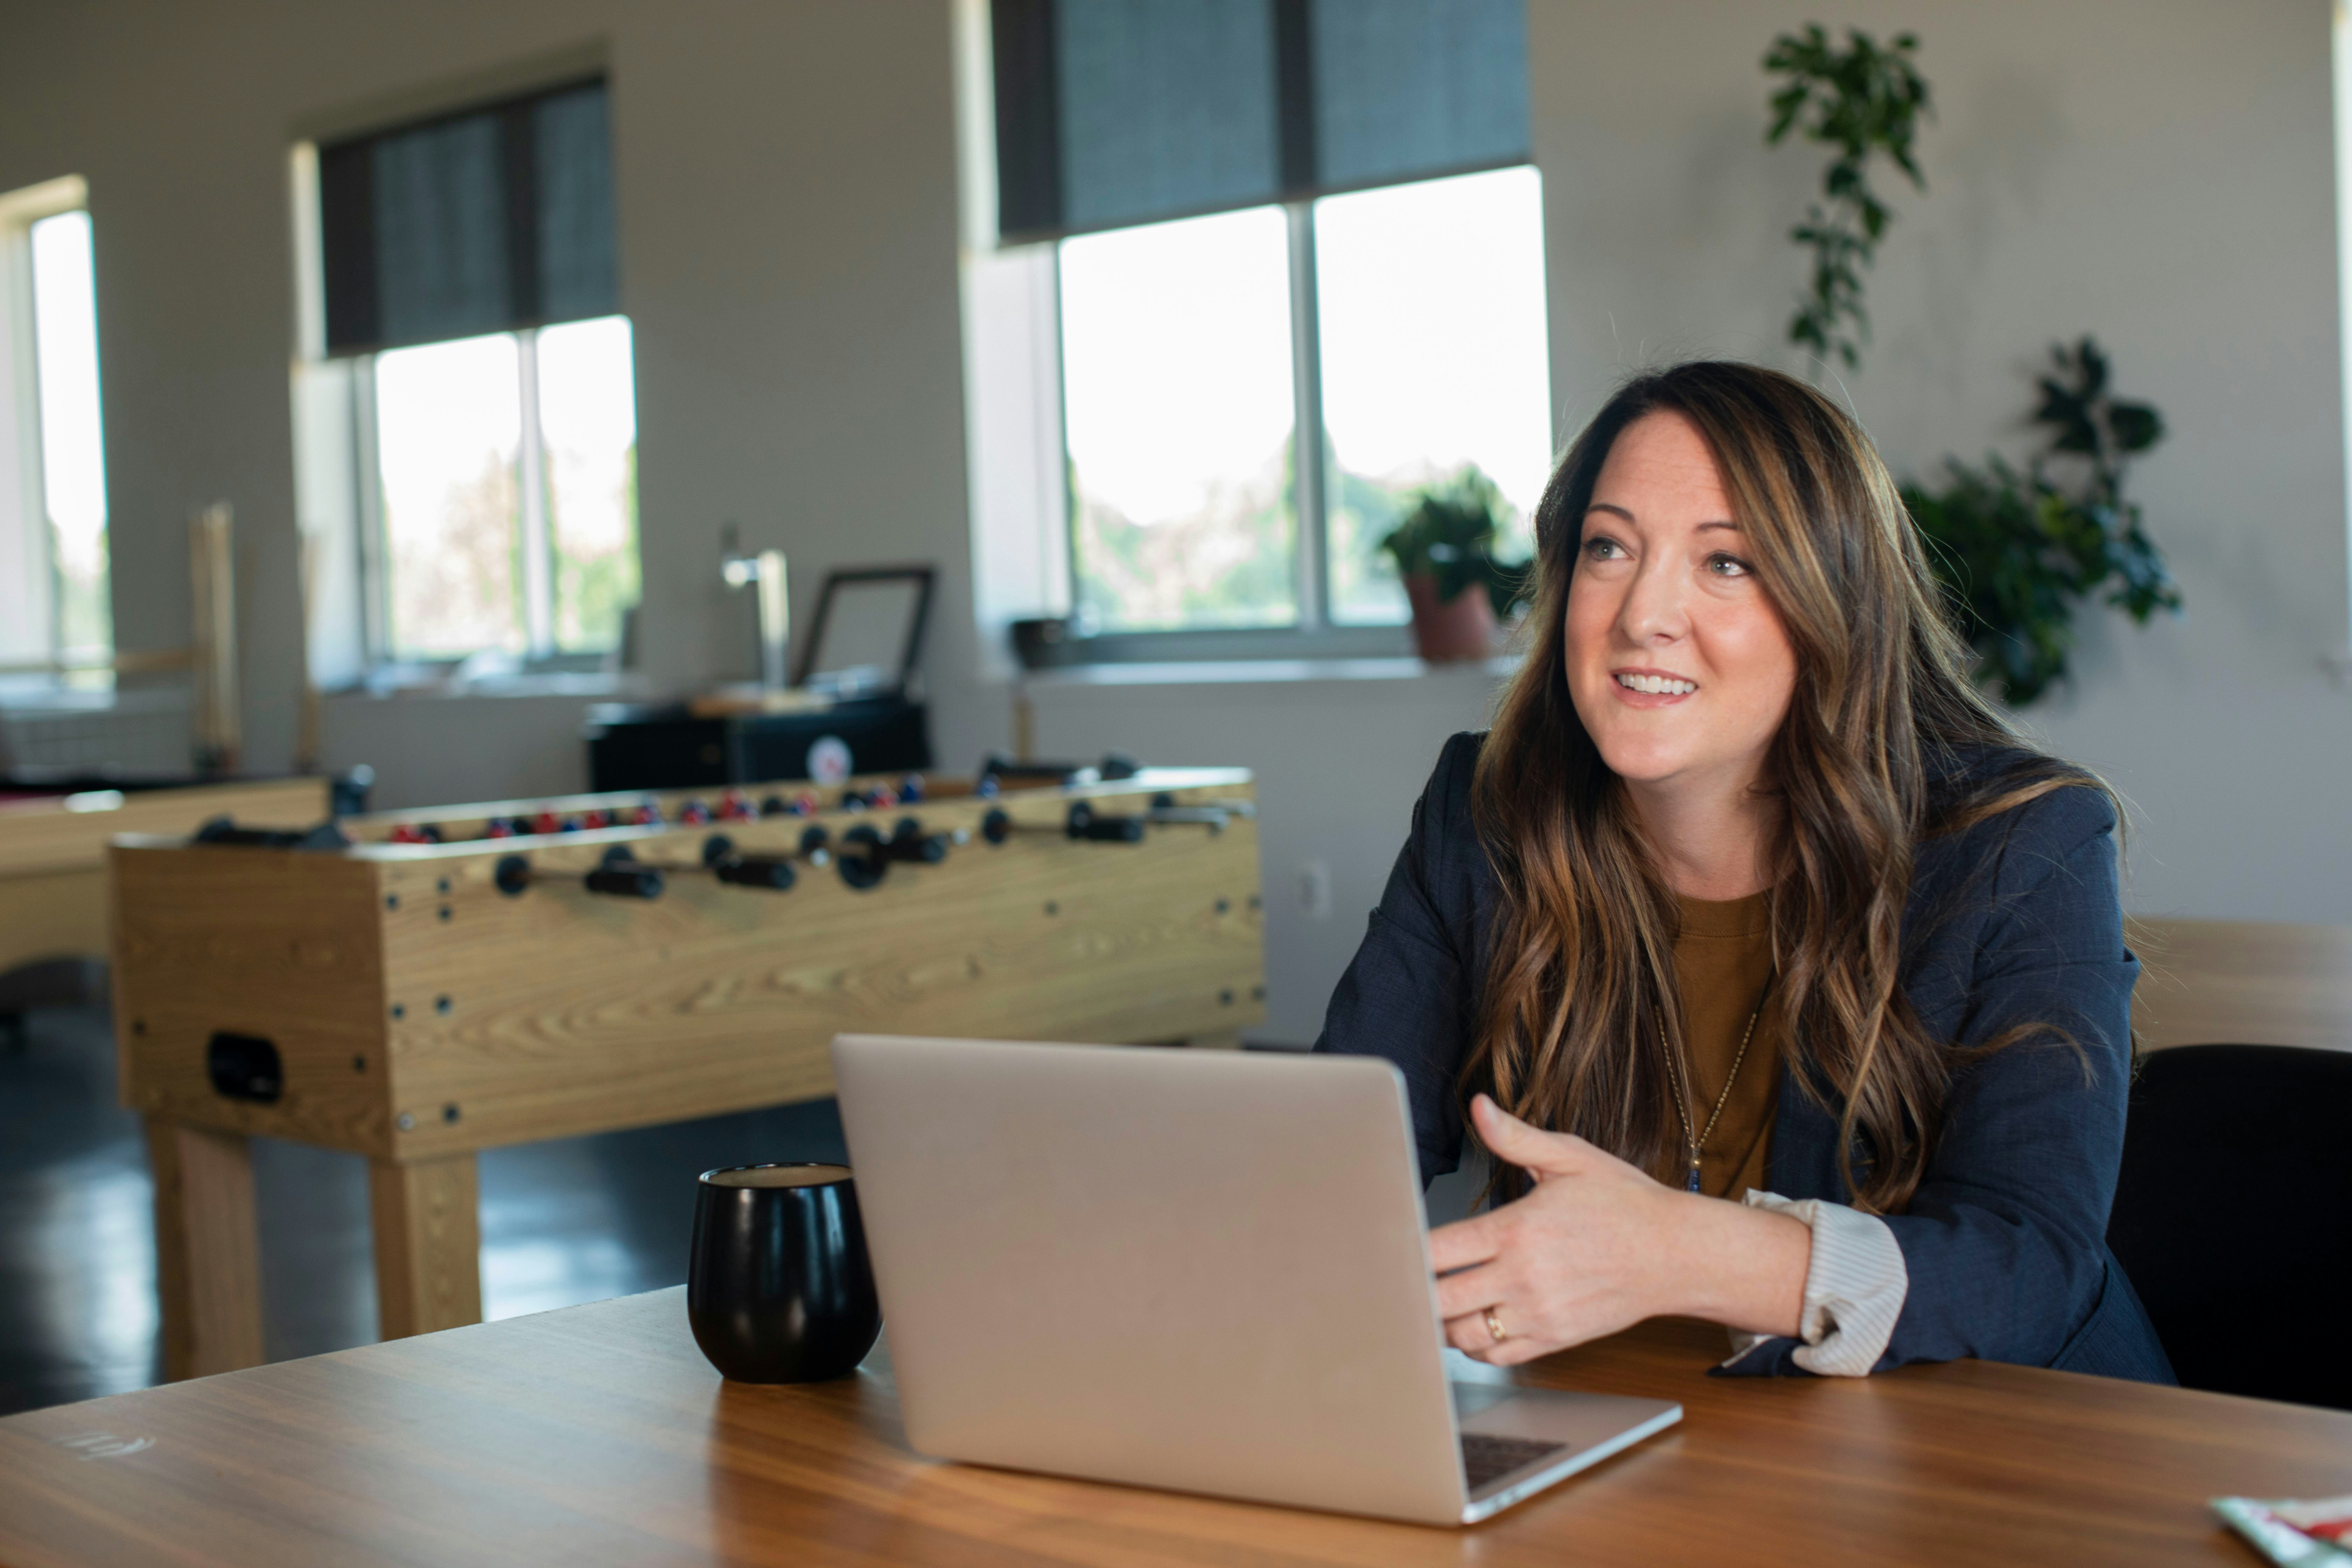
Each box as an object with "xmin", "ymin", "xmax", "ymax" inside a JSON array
[
  {"xmin": 1311, "ymin": 732, "xmax": 1484, "ymax": 1186},
  {"xmin": 1860, "ymin": 784, "xmax": 2139, "ymax": 1371}
]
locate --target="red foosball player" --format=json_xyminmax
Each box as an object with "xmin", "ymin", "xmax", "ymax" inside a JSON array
[
  {"xmin": 532, "ymin": 811, "xmax": 564, "ymax": 836},
  {"xmin": 679, "ymin": 799, "xmax": 712, "ymax": 826},
  {"xmin": 720, "ymin": 791, "xmax": 757, "ymax": 822}
]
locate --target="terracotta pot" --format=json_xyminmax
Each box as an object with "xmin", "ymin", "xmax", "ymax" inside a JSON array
[{"xmin": 1403, "ymin": 574, "xmax": 1498, "ymax": 662}]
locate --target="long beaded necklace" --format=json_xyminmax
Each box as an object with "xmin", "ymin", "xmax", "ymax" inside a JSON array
[{"xmin": 1660, "ymin": 973, "xmax": 1774, "ymax": 1196}]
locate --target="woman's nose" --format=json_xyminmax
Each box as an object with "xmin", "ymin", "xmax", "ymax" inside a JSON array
[{"xmin": 1617, "ymin": 555, "xmax": 1689, "ymax": 643}]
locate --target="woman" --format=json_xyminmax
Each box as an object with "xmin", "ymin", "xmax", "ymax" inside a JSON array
[{"xmin": 1315, "ymin": 361, "xmax": 2172, "ymax": 1381}]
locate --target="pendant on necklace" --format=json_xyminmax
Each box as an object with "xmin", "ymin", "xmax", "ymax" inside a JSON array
[{"xmin": 1685, "ymin": 1164, "xmax": 1702, "ymax": 1194}]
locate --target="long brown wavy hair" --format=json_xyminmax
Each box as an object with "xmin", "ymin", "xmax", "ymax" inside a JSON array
[{"xmin": 1470, "ymin": 361, "xmax": 2100, "ymax": 1213}]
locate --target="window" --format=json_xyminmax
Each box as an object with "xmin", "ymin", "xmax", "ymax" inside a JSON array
[
  {"xmin": 310, "ymin": 74, "xmax": 634, "ymax": 667},
  {"xmin": 986, "ymin": 0, "xmax": 1546, "ymax": 649},
  {"xmin": 1314, "ymin": 168, "xmax": 1550, "ymax": 625},
  {"xmin": 365, "ymin": 317, "xmax": 637, "ymax": 661},
  {"xmin": 0, "ymin": 181, "xmax": 111, "ymax": 688},
  {"xmin": 1058, "ymin": 166, "xmax": 1549, "ymax": 636},
  {"xmin": 1060, "ymin": 207, "xmax": 1297, "ymax": 631}
]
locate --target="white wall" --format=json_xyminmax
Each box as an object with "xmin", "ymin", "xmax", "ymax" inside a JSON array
[{"xmin": 1, "ymin": 1, "xmax": 2345, "ymax": 1048}]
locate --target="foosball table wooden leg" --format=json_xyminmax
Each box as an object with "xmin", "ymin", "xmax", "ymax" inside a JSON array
[
  {"xmin": 145, "ymin": 1119, "xmax": 265, "ymax": 1381},
  {"xmin": 369, "ymin": 1153, "xmax": 484, "ymax": 1340}
]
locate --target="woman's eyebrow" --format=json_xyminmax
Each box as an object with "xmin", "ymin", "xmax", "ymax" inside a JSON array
[
  {"xmin": 1695, "ymin": 520, "xmax": 1741, "ymax": 533},
  {"xmin": 1585, "ymin": 503, "xmax": 1634, "ymax": 521}
]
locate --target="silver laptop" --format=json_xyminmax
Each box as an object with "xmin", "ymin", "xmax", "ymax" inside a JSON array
[{"xmin": 830, "ymin": 1035, "xmax": 1681, "ymax": 1526}]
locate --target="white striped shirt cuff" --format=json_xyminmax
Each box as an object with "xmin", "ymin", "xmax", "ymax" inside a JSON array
[{"xmin": 1723, "ymin": 1190, "xmax": 1909, "ymax": 1377}]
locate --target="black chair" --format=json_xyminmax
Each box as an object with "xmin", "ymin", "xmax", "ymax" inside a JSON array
[{"xmin": 2106, "ymin": 1043, "xmax": 2352, "ymax": 1409}]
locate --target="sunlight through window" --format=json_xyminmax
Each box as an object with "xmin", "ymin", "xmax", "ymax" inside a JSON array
[
  {"xmin": 1317, "ymin": 167, "xmax": 1551, "ymax": 625},
  {"xmin": 537, "ymin": 317, "xmax": 640, "ymax": 653},
  {"xmin": 1060, "ymin": 208, "xmax": 1298, "ymax": 632},
  {"xmin": 372, "ymin": 317, "xmax": 638, "ymax": 662},
  {"xmin": 29, "ymin": 210, "xmax": 110, "ymax": 663},
  {"xmin": 374, "ymin": 333, "xmax": 524, "ymax": 659}
]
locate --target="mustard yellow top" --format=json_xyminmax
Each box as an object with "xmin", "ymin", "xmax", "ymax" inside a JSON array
[{"xmin": 1661, "ymin": 890, "xmax": 1781, "ymax": 1199}]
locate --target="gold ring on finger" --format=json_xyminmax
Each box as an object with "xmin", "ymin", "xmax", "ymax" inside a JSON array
[{"xmin": 1483, "ymin": 1306, "xmax": 1507, "ymax": 1344}]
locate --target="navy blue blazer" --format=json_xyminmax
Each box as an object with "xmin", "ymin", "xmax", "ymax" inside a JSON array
[{"xmin": 1313, "ymin": 732, "xmax": 2175, "ymax": 1383}]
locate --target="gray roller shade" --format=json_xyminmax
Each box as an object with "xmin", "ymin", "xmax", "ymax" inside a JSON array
[
  {"xmin": 1310, "ymin": 0, "xmax": 1528, "ymax": 191},
  {"xmin": 992, "ymin": 0, "xmax": 1527, "ymax": 242},
  {"xmin": 320, "ymin": 77, "xmax": 619, "ymax": 355},
  {"xmin": 1057, "ymin": 0, "xmax": 1281, "ymax": 231}
]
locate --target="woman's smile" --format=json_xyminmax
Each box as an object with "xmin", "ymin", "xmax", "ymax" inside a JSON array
[{"xmin": 1610, "ymin": 667, "xmax": 1699, "ymax": 704}]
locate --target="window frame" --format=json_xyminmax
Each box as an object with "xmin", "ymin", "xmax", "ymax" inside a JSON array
[
  {"xmin": 0, "ymin": 176, "xmax": 110, "ymax": 690},
  {"xmin": 1052, "ymin": 170, "xmax": 1543, "ymax": 663}
]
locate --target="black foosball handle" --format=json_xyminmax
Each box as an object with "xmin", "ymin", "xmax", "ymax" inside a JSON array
[
  {"xmin": 837, "ymin": 825, "xmax": 890, "ymax": 890},
  {"xmin": 1066, "ymin": 802, "xmax": 1145, "ymax": 843},
  {"xmin": 584, "ymin": 864, "xmax": 665, "ymax": 899},
  {"xmin": 885, "ymin": 818, "xmax": 950, "ymax": 864},
  {"xmin": 497, "ymin": 852, "xmax": 665, "ymax": 899},
  {"xmin": 713, "ymin": 856, "xmax": 797, "ymax": 890}
]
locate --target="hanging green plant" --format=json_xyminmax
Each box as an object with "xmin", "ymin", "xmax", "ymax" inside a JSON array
[
  {"xmin": 1902, "ymin": 338, "xmax": 2182, "ymax": 705},
  {"xmin": 1763, "ymin": 25, "xmax": 1932, "ymax": 372}
]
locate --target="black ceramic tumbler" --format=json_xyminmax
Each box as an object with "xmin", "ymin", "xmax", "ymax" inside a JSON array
[{"xmin": 687, "ymin": 1163, "xmax": 882, "ymax": 1382}]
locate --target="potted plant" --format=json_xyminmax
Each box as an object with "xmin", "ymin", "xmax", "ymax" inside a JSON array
[
  {"xmin": 1903, "ymin": 338, "xmax": 2180, "ymax": 704},
  {"xmin": 1378, "ymin": 467, "xmax": 1531, "ymax": 662}
]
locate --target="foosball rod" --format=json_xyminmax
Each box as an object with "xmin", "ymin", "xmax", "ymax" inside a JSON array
[
  {"xmin": 491, "ymin": 817, "xmax": 961, "ymax": 899},
  {"xmin": 979, "ymin": 797, "xmax": 1256, "ymax": 846}
]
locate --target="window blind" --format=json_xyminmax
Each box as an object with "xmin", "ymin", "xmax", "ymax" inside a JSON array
[
  {"xmin": 319, "ymin": 78, "xmax": 618, "ymax": 356},
  {"xmin": 990, "ymin": 0, "xmax": 1527, "ymax": 243}
]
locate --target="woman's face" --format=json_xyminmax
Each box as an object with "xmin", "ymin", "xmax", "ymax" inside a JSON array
[{"xmin": 1563, "ymin": 410, "xmax": 1798, "ymax": 796}]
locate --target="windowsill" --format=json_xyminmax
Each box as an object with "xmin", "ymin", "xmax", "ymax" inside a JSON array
[
  {"xmin": 0, "ymin": 685, "xmax": 177, "ymax": 713},
  {"xmin": 1018, "ymin": 654, "xmax": 1522, "ymax": 688},
  {"xmin": 329, "ymin": 670, "xmax": 658, "ymax": 702}
]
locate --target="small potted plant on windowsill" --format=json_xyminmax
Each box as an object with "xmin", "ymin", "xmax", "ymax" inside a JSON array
[{"xmin": 1379, "ymin": 467, "xmax": 1531, "ymax": 662}]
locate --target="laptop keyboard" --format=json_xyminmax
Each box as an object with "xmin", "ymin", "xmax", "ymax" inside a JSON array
[{"xmin": 1461, "ymin": 1433, "xmax": 1571, "ymax": 1490}]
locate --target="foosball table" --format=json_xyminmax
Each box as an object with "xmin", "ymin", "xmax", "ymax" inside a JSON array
[
  {"xmin": 109, "ymin": 763, "xmax": 1264, "ymax": 1378},
  {"xmin": 1, "ymin": 774, "xmax": 331, "ymax": 980}
]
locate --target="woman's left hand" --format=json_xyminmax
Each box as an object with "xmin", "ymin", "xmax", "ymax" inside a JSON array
[
  {"xmin": 1429, "ymin": 1093, "xmax": 1809, "ymax": 1364},
  {"xmin": 1429, "ymin": 1094, "xmax": 1688, "ymax": 1364}
]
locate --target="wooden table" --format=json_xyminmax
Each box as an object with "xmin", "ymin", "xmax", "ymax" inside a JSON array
[
  {"xmin": 2128, "ymin": 917, "xmax": 2352, "ymax": 1054},
  {"xmin": 2, "ymin": 1288, "xmax": 2344, "ymax": 1566}
]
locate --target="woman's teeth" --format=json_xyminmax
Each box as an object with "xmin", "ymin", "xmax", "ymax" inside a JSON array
[{"xmin": 1617, "ymin": 673, "xmax": 1696, "ymax": 695}]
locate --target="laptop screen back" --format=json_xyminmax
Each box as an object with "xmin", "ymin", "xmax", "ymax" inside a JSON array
[{"xmin": 831, "ymin": 1036, "xmax": 1468, "ymax": 1522}]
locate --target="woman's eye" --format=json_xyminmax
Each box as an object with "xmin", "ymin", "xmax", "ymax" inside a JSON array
[
  {"xmin": 1582, "ymin": 536, "xmax": 1625, "ymax": 561},
  {"xmin": 1706, "ymin": 552, "xmax": 1751, "ymax": 577}
]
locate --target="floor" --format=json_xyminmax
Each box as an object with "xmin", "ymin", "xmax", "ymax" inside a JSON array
[{"xmin": 0, "ymin": 1001, "xmax": 850, "ymax": 1417}]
